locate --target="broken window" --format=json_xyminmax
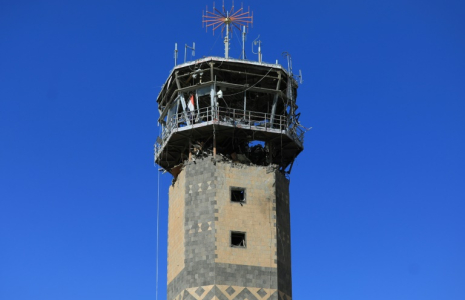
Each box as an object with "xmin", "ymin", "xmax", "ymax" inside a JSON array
[
  {"xmin": 230, "ymin": 187, "xmax": 246, "ymax": 203},
  {"xmin": 230, "ymin": 231, "xmax": 246, "ymax": 248}
]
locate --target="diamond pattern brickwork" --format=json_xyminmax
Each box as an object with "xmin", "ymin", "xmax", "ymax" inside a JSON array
[{"xmin": 171, "ymin": 284, "xmax": 291, "ymax": 300}]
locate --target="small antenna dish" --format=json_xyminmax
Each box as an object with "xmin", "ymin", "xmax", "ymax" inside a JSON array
[
  {"xmin": 252, "ymin": 35, "xmax": 262, "ymax": 63},
  {"xmin": 203, "ymin": 2, "xmax": 253, "ymax": 59},
  {"xmin": 298, "ymin": 70, "xmax": 303, "ymax": 84},
  {"xmin": 184, "ymin": 42, "xmax": 195, "ymax": 63},
  {"xmin": 282, "ymin": 52, "xmax": 293, "ymax": 75}
]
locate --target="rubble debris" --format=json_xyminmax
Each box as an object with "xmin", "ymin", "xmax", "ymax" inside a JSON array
[
  {"xmin": 185, "ymin": 138, "xmax": 274, "ymax": 168},
  {"xmin": 171, "ymin": 163, "xmax": 184, "ymax": 178},
  {"xmin": 167, "ymin": 137, "xmax": 286, "ymax": 177},
  {"xmin": 236, "ymin": 154, "xmax": 251, "ymax": 164},
  {"xmin": 170, "ymin": 163, "xmax": 184, "ymax": 185}
]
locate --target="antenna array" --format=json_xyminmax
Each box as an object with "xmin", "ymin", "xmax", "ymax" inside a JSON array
[{"xmin": 202, "ymin": 1, "xmax": 253, "ymax": 58}]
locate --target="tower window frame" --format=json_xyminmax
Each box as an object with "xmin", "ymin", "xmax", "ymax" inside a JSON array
[
  {"xmin": 230, "ymin": 231, "xmax": 247, "ymax": 248},
  {"xmin": 230, "ymin": 187, "xmax": 246, "ymax": 204}
]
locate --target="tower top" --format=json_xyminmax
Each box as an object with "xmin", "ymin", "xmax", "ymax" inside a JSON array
[
  {"xmin": 202, "ymin": 1, "xmax": 253, "ymax": 58},
  {"xmin": 156, "ymin": 3, "xmax": 307, "ymax": 176}
]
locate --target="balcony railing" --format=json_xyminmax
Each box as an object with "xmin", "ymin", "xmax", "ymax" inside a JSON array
[{"xmin": 154, "ymin": 106, "xmax": 304, "ymax": 161}]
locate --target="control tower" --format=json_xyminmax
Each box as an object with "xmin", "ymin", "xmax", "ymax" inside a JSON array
[{"xmin": 154, "ymin": 4, "xmax": 306, "ymax": 300}]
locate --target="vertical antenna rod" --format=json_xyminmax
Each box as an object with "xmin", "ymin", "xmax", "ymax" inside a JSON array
[
  {"xmin": 174, "ymin": 43, "xmax": 178, "ymax": 66},
  {"xmin": 252, "ymin": 36, "xmax": 262, "ymax": 63},
  {"xmin": 242, "ymin": 26, "xmax": 246, "ymax": 59},
  {"xmin": 282, "ymin": 52, "xmax": 293, "ymax": 75},
  {"xmin": 225, "ymin": 11, "xmax": 230, "ymax": 58},
  {"xmin": 185, "ymin": 43, "xmax": 195, "ymax": 63},
  {"xmin": 203, "ymin": 2, "xmax": 253, "ymax": 59}
]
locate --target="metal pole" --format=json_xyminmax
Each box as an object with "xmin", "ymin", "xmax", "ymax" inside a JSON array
[
  {"xmin": 242, "ymin": 26, "xmax": 246, "ymax": 60},
  {"xmin": 174, "ymin": 43, "xmax": 178, "ymax": 66},
  {"xmin": 243, "ymin": 91, "xmax": 246, "ymax": 117},
  {"xmin": 225, "ymin": 12, "xmax": 229, "ymax": 58},
  {"xmin": 185, "ymin": 43, "xmax": 195, "ymax": 63}
]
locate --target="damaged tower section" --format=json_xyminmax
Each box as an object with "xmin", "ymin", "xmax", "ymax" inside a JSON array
[
  {"xmin": 155, "ymin": 58, "xmax": 304, "ymax": 173},
  {"xmin": 154, "ymin": 56, "xmax": 305, "ymax": 300}
]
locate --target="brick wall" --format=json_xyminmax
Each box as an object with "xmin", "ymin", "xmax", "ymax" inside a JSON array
[{"xmin": 166, "ymin": 156, "xmax": 292, "ymax": 300}]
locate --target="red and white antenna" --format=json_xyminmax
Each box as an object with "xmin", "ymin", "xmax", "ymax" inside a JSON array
[{"xmin": 203, "ymin": 1, "xmax": 253, "ymax": 58}]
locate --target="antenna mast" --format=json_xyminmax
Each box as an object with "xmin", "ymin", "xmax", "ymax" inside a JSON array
[
  {"xmin": 185, "ymin": 43, "xmax": 195, "ymax": 63},
  {"xmin": 203, "ymin": 2, "xmax": 253, "ymax": 59},
  {"xmin": 252, "ymin": 35, "xmax": 262, "ymax": 63},
  {"xmin": 242, "ymin": 26, "xmax": 246, "ymax": 59},
  {"xmin": 282, "ymin": 51, "xmax": 293, "ymax": 75},
  {"xmin": 174, "ymin": 43, "xmax": 178, "ymax": 66}
]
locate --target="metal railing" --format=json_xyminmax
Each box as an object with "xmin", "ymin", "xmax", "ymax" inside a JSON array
[{"xmin": 154, "ymin": 106, "xmax": 304, "ymax": 160}]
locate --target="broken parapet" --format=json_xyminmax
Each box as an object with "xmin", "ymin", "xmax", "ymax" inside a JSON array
[
  {"xmin": 170, "ymin": 152, "xmax": 280, "ymax": 185},
  {"xmin": 190, "ymin": 138, "xmax": 272, "ymax": 166}
]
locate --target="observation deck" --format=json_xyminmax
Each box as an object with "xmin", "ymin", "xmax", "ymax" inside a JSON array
[{"xmin": 154, "ymin": 56, "xmax": 305, "ymax": 174}]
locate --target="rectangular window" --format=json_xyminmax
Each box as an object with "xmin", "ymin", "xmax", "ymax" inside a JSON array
[
  {"xmin": 230, "ymin": 231, "xmax": 246, "ymax": 248},
  {"xmin": 230, "ymin": 187, "xmax": 246, "ymax": 203}
]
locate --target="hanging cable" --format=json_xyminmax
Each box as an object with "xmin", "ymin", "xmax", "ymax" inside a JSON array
[
  {"xmin": 268, "ymin": 172, "xmax": 274, "ymax": 297},
  {"xmin": 222, "ymin": 67, "xmax": 275, "ymax": 97},
  {"xmin": 208, "ymin": 31, "xmax": 222, "ymax": 56},
  {"xmin": 233, "ymin": 27, "xmax": 243, "ymax": 58},
  {"xmin": 155, "ymin": 158, "xmax": 161, "ymax": 300}
]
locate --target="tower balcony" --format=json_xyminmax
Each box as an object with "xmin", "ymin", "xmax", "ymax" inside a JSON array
[{"xmin": 154, "ymin": 105, "xmax": 304, "ymax": 172}]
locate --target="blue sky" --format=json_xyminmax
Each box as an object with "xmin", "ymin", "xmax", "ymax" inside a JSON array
[{"xmin": 1, "ymin": 0, "xmax": 464, "ymax": 299}]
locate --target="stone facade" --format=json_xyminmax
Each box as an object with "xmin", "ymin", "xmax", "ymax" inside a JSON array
[{"xmin": 167, "ymin": 156, "xmax": 292, "ymax": 300}]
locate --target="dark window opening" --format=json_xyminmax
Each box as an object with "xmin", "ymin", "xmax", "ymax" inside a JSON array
[
  {"xmin": 231, "ymin": 187, "xmax": 246, "ymax": 203},
  {"xmin": 231, "ymin": 231, "xmax": 246, "ymax": 248}
]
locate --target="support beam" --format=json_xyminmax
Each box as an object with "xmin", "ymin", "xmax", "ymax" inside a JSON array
[
  {"xmin": 177, "ymin": 82, "xmax": 213, "ymax": 94},
  {"xmin": 176, "ymin": 71, "xmax": 191, "ymax": 126},
  {"xmin": 270, "ymin": 72, "xmax": 282, "ymax": 128},
  {"xmin": 243, "ymin": 91, "xmax": 246, "ymax": 115},
  {"xmin": 159, "ymin": 77, "xmax": 176, "ymax": 107},
  {"xmin": 276, "ymin": 71, "xmax": 282, "ymax": 90},
  {"xmin": 175, "ymin": 71, "xmax": 182, "ymax": 90},
  {"xmin": 211, "ymin": 68, "xmax": 217, "ymax": 121},
  {"xmin": 179, "ymin": 94, "xmax": 191, "ymax": 126},
  {"xmin": 216, "ymin": 81, "xmax": 284, "ymax": 96},
  {"xmin": 213, "ymin": 67, "xmax": 280, "ymax": 80},
  {"xmin": 210, "ymin": 62, "xmax": 214, "ymax": 82},
  {"xmin": 270, "ymin": 94, "xmax": 279, "ymax": 128},
  {"xmin": 158, "ymin": 95, "xmax": 179, "ymax": 124}
]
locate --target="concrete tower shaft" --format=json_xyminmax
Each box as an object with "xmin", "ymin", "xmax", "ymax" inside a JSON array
[{"xmin": 167, "ymin": 158, "xmax": 291, "ymax": 300}]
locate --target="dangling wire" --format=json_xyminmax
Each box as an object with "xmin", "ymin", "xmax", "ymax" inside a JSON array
[
  {"xmin": 156, "ymin": 167, "xmax": 160, "ymax": 300},
  {"xmin": 208, "ymin": 33, "xmax": 222, "ymax": 56},
  {"xmin": 221, "ymin": 67, "xmax": 274, "ymax": 96},
  {"xmin": 156, "ymin": 123, "xmax": 162, "ymax": 300}
]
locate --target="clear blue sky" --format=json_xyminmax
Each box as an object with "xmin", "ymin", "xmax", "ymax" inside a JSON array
[{"xmin": 1, "ymin": 0, "xmax": 464, "ymax": 299}]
